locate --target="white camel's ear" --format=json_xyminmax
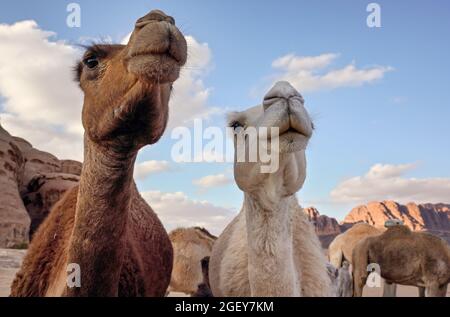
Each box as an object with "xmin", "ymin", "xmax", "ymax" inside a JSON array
[{"xmin": 226, "ymin": 111, "xmax": 242, "ymax": 126}]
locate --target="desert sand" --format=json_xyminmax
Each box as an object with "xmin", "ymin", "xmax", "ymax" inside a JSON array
[
  {"xmin": 0, "ymin": 248, "xmax": 448, "ymax": 297},
  {"xmin": 0, "ymin": 249, "xmax": 26, "ymax": 297}
]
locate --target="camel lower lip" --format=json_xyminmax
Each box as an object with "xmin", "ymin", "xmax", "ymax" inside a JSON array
[
  {"xmin": 130, "ymin": 52, "xmax": 180, "ymax": 64},
  {"xmin": 280, "ymin": 128, "xmax": 304, "ymax": 138}
]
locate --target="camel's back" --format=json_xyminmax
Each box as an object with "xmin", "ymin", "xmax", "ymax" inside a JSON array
[
  {"xmin": 371, "ymin": 228, "xmax": 450, "ymax": 284},
  {"xmin": 339, "ymin": 223, "xmax": 382, "ymax": 263}
]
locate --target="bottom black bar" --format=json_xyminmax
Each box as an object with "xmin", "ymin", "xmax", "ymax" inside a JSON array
[{"xmin": 1, "ymin": 298, "xmax": 448, "ymax": 315}]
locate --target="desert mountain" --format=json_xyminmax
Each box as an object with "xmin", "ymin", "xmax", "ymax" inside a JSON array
[
  {"xmin": 343, "ymin": 200, "xmax": 450, "ymax": 244},
  {"xmin": 304, "ymin": 207, "xmax": 342, "ymax": 248}
]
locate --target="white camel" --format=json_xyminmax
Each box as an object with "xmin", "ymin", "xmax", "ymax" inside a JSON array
[{"xmin": 209, "ymin": 81, "xmax": 333, "ymax": 297}]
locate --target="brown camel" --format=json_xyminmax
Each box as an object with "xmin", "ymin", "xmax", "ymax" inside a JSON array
[
  {"xmin": 169, "ymin": 227, "xmax": 217, "ymax": 295},
  {"xmin": 352, "ymin": 225, "xmax": 450, "ymax": 297},
  {"xmin": 10, "ymin": 10, "xmax": 187, "ymax": 297},
  {"xmin": 328, "ymin": 223, "xmax": 383, "ymax": 268}
]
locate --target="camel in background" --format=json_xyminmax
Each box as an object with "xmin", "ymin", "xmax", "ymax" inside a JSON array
[
  {"xmin": 327, "ymin": 261, "xmax": 353, "ymax": 297},
  {"xmin": 169, "ymin": 227, "xmax": 216, "ymax": 295},
  {"xmin": 328, "ymin": 220, "xmax": 419, "ymax": 297},
  {"xmin": 352, "ymin": 225, "xmax": 450, "ymax": 297},
  {"xmin": 328, "ymin": 223, "xmax": 383, "ymax": 268},
  {"xmin": 10, "ymin": 10, "xmax": 187, "ymax": 297}
]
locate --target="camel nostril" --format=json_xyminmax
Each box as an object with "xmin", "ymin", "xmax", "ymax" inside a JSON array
[
  {"xmin": 263, "ymin": 81, "xmax": 303, "ymax": 105},
  {"xmin": 135, "ymin": 10, "xmax": 172, "ymax": 28},
  {"xmin": 289, "ymin": 95, "xmax": 305, "ymax": 105},
  {"xmin": 166, "ymin": 16, "xmax": 176, "ymax": 25}
]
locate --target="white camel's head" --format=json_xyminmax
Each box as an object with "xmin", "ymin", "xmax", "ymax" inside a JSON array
[{"xmin": 227, "ymin": 81, "xmax": 314, "ymax": 197}]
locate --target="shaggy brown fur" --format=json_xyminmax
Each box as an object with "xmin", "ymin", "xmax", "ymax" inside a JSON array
[
  {"xmin": 10, "ymin": 10, "xmax": 187, "ymax": 297},
  {"xmin": 328, "ymin": 223, "xmax": 383, "ymax": 268},
  {"xmin": 352, "ymin": 225, "xmax": 450, "ymax": 297}
]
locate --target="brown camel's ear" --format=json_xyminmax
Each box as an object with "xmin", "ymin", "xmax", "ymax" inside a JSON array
[
  {"xmin": 227, "ymin": 111, "xmax": 245, "ymax": 130},
  {"xmin": 73, "ymin": 62, "xmax": 83, "ymax": 83}
]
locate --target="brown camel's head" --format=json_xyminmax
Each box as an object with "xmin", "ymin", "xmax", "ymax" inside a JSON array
[{"xmin": 75, "ymin": 10, "xmax": 187, "ymax": 149}]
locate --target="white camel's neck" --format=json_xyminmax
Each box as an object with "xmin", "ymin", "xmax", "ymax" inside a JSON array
[
  {"xmin": 243, "ymin": 192, "xmax": 300, "ymax": 296},
  {"xmin": 67, "ymin": 136, "xmax": 137, "ymax": 296}
]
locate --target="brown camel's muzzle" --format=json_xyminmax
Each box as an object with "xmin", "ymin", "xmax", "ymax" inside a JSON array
[{"xmin": 126, "ymin": 10, "xmax": 187, "ymax": 83}]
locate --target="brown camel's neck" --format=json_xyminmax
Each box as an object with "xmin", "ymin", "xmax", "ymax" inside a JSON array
[
  {"xmin": 67, "ymin": 136, "xmax": 137, "ymax": 296},
  {"xmin": 243, "ymin": 193, "xmax": 300, "ymax": 296}
]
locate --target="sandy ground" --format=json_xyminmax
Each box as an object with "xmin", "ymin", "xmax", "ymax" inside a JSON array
[
  {"xmin": 1, "ymin": 248, "xmax": 447, "ymax": 297},
  {"xmin": 363, "ymin": 284, "xmax": 450, "ymax": 297},
  {"xmin": 168, "ymin": 287, "xmax": 450, "ymax": 297},
  {"xmin": 0, "ymin": 249, "xmax": 26, "ymax": 297}
]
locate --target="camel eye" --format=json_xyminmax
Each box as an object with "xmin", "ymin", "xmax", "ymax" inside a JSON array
[
  {"xmin": 83, "ymin": 56, "xmax": 99, "ymax": 69},
  {"xmin": 230, "ymin": 121, "xmax": 242, "ymax": 130}
]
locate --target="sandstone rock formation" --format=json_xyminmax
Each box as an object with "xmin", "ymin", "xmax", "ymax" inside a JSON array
[
  {"xmin": 22, "ymin": 173, "xmax": 80, "ymax": 239},
  {"xmin": 0, "ymin": 125, "xmax": 29, "ymax": 248},
  {"xmin": 304, "ymin": 207, "xmax": 342, "ymax": 248},
  {"xmin": 344, "ymin": 201, "xmax": 450, "ymax": 243},
  {"xmin": 0, "ymin": 123, "xmax": 81, "ymax": 247},
  {"xmin": 305, "ymin": 207, "xmax": 341, "ymax": 235}
]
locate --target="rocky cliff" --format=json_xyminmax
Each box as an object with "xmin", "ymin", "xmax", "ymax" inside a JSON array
[
  {"xmin": 343, "ymin": 201, "xmax": 450, "ymax": 243},
  {"xmin": 305, "ymin": 201, "xmax": 450, "ymax": 248},
  {"xmin": 304, "ymin": 207, "xmax": 342, "ymax": 248},
  {"xmin": 0, "ymin": 123, "xmax": 81, "ymax": 248}
]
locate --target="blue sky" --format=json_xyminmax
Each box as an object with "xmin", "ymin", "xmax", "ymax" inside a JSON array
[{"xmin": 1, "ymin": 0, "xmax": 449, "ymax": 230}]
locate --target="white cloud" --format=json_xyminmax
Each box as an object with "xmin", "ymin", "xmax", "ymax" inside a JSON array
[
  {"xmin": 168, "ymin": 35, "xmax": 218, "ymax": 128},
  {"xmin": 270, "ymin": 53, "xmax": 393, "ymax": 93},
  {"xmin": 0, "ymin": 20, "xmax": 83, "ymax": 160},
  {"xmin": 331, "ymin": 163, "xmax": 450, "ymax": 204},
  {"xmin": 272, "ymin": 53, "xmax": 338, "ymax": 71},
  {"xmin": 134, "ymin": 160, "xmax": 172, "ymax": 180},
  {"xmin": 141, "ymin": 190, "xmax": 236, "ymax": 235},
  {"xmin": 365, "ymin": 163, "xmax": 417, "ymax": 179},
  {"xmin": 120, "ymin": 33, "xmax": 131, "ymax": 45},
  {"xmin": 0, "ymin": 113, "xmax": 82, "ymax": 160},
  {"xmin": 0, "ymin": 22, "xmax": 216, "ymax": 161},
  {"xmin": 193, "ymin": 173, "xmax": 233, "ymax": 191}
]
